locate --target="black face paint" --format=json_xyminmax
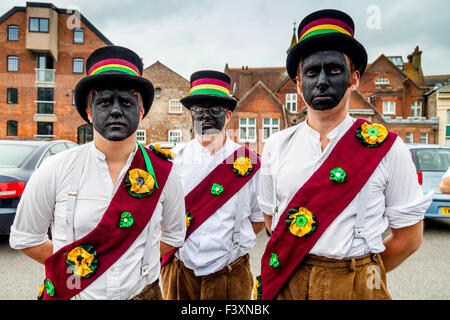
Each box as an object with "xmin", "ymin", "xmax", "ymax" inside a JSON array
[
  {"xmin": 90, "ymin": 89, "xmax": 140, "ymax": 141},
  {"xmin": 301, "ymin": 50, "xmax": 349, "ymax": 111},
  {"xmin": 191, "ymin": 105, "xmax": 227, "ymax": 136}
]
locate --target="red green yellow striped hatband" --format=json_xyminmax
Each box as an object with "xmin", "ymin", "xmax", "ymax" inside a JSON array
[
  {"xmin": 286, "ymin": 9, "xmax": 368, "ymax": 81},
  {"xmin": 180, "ymin": 70, "xmax": 238, "ymax": 111}
]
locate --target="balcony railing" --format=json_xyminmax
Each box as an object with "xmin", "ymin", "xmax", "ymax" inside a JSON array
[{"xmin": 35, "ymin": 68, "xmax": 55, "ymax": 84}]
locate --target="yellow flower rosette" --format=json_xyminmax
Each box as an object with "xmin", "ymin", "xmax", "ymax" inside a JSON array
[
  {"xmin": 233, "ymin": 156, "xmax": 253, "ymax": 177},
  {"xmin": 66, "ymin": 245, "xmax": 98, "ymax": 279},
  {"xmin": 285, "ymin": 207, "xmax": 317, "ymax": 238},
  {"xmin": 125, "ymin": 168, "xmax": 155, "ymax": 198},
  {"xmin": 150, "ymin": 144, "xmax": 175, "ymax": 160},
  {"xmin": 356, "ymin": 122, "xmax": 388, "ymax": 147}
]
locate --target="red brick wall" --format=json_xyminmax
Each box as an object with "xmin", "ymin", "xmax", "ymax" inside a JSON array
[{"xmin": 0, "ymin": 9, "xmax": 110, "ymax": 142}]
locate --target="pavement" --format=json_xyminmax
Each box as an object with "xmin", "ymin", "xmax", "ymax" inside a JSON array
[{"xmin": 1, "ymin": 218, "xmax": 449, "ymax": 300}]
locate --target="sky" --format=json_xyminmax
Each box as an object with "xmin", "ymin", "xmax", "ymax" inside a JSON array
[{"xmin": 2, "ymin": 0, "xmax": 450, "ymax": 80}]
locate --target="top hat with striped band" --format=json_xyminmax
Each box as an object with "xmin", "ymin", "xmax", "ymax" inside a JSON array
[
  {"xmin": 180, "ymin": 70, "xmax": 238, "ymax": 111},
  {"xmin": 74, "ymin": 45, "xmax": 154, "ymax": 123},
  {"xmin": 286, "ymin": 9, "xmax": 368, "ymax": 82}
]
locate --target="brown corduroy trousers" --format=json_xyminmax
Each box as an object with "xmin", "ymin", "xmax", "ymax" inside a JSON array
[
  {"xmin": 129, "ymin": 280, "xmax": 163, "ymax": 300},
  {"xmin": 276, "ymin": 253, "xmax": 392, "ymax": 300},
  {"xmin": 161, "ymin": 254, "xmax": 254, "ymax": 300}
]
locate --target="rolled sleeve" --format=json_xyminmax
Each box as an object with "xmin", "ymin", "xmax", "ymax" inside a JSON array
[
  {"xmin": 160, "ymin": 162, "xmax": 186, "ymax": 248},
  {"xmin": 384, "ymin": 137, "xmax": 433, "ymax": 229},
  {"xmin": 9, "ymin": 156, "xmax": 58, "ymax": 250}
]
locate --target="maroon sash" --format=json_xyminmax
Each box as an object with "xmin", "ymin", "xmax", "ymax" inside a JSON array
[
  {"xmin": 260, "ymin": 118, "xmax": 398, "ymax": 300},
  {"xmin": 42, "ymin": 146, "xmax": 173, "ymax": 300},
  {"xmin": 161, "ymin": 146, "xmax": 260, "ymax": 267}
]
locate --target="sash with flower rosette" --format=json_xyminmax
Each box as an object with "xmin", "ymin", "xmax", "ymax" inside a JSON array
[
  {"xmin": 161, "ymin": 146, "xmax": 260, "ymax": 267},
  {"xmin": 40, "ymin": 144, "xmax": 172, "ymax": 300},
  {"xmin": 258, "ymin": 118, "xmax": 398, "ymax": 300}
]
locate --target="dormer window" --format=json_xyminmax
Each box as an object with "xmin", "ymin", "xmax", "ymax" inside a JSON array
[{"xmin": 375, "ymin": 76, "xmax": 390, "ymax": 85}]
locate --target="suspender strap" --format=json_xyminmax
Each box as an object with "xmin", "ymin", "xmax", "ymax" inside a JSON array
[{"xmin": 65, "ymin": 144, "xmax": 90, "ymax": 243}]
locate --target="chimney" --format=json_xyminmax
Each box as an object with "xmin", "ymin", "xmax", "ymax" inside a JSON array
[{"xmin": 407, "ymin": 46, "xmax": 422, "ymax": 71}]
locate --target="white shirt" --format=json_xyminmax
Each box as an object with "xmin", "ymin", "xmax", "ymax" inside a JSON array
[
  {"xmin": 9, "ymin": 142, "xmax": 186, "ymax": 299},
  {"xmin": 258, "ymin": 115, "xmax": 433, "ymax": 259},
  {"xmin": 173, "ymin": 136, "xmax": 264, "ymax": 276}
]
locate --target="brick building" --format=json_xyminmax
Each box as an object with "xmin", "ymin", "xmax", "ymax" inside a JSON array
[
  {"xmin": 0, "ymin": 2, "xmax": 112, "ymax": 143},
  {"xmin": 141, "ymin": 61, "xmax": 192, "ymax": 145}
]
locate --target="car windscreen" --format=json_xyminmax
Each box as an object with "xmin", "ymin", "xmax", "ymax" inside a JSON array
[
  {"xmin": 0, "ymin": 144, "xmax": 38, "ymax": 168},
  {"xmin": 412, "ymin": 148, "xmax": 450, "ymax": 172}
]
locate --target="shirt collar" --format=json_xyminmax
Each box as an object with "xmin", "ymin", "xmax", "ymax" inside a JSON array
[
  {"xmin": 91, "ymin": 141, "xmax": 138, "ymax": 163},
  {"xmin": 303, "ymin": 113, "xmax": 354, "ymax": 141},
  {"xmin": 193, "ymin": 134, "xmax": 232, "ymax": 156}
]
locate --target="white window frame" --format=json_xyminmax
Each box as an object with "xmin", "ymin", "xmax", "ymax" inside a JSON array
[
  {"xmin": 420, "ymin": 132, "xmax": 428, "ymax": 144},
  {"xmin": 7, "ymin": 56, "xmax": 18, "ymax": 72},
  {"xmin": 168, "ymin": 99, "xmax": 182, "ymax": 114},
  {"xmin": 136, "ymin": 129, "xmax": 146, "ymax": 144},
  {"xmin": 262, "ymin": 117, "xmax": 280, "ymax": 142},
  {"xmin": 285, "ymin": 93, "xmax": 298, "ymax": 113},
  {"xmin": 168, "ymin": 129, "xmax": 182, "ymax": 143},
  {"xmin": 382, "ymin": 100, "xmax": 396, "ymax": 115},
  {"xmin": 411, "ymin": 101, "xmax": 422, "ymax": 118},
  {"xmin": 239, "ymin": 117, "xmax": 257, "ymax": 143},
  {"xmin": 375, "ymin": 76, "xmax": 390, "ymax": 85},
  {"xmin": 405, "ymin": 132, "xmax": 414, "ymax": 143}
]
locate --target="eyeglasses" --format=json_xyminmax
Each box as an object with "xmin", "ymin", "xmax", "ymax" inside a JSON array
[{"xmin": 191, "ymin": 106, "xmax": 227, "ymax": 117}]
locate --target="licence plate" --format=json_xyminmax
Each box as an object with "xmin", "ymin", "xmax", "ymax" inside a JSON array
[{"xmin": 441, "ymin": 207, "xmax": 450, "ymax": 215}]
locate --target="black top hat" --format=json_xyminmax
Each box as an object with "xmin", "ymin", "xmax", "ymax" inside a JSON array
[
  {"xmin": 180, "ymin": 70, "xmax": 238, "ymax": 111},
  {"xmin": 74, "ymin": 45, "xmax": 154, "ymax": 123},
  {"xmin": 286, "ymin": 9, "xmax": 368, "ymax": 81}
]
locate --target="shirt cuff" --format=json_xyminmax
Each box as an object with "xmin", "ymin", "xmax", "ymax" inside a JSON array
[
  {"xmin": 160, "ymin": 229, "xmax": 186, "ymax": 248},
  {"xmin": 257, "ymin": 196, "xmax": 276, "ymax": 216},
  {"xmin": 385, "ymin": 191, "xmax": 434, "ymax": 229},
  {"xmin": 9, "ymin": 227, "xmax": 49, "ymax": 250}
]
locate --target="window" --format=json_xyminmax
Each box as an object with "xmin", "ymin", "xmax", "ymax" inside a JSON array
[
  {"xmin": 286, "ymin": 93, "xmax": 298, "ymax": 113},
  {"xmin": 7, "ymin": 88, "xmax": 18, "ymax": 104},
  {"xmin": 154, "ymin": 88, "xmax": 162, "ymax": 97},
  {"xmin": 73, "ymin": 58, "xmax": 84, "ymax": 74},
  {"xmin": 77, "ymin": 124, "xmax": 93, "ymax": 144},
  {"xmin": 263, "ymin": 118, "xmax": 280, "ymax": 142},
  {"xmin": 37, "ymin": 122, "xmax": 53, "ymax": 136},
  {"xmin": 6, "ymin": 121, "xmax": 17, "ymax": 136},
  {"xmin": 411, "ymin": 101, "xmax": 422, "ymax": 117},
  {"xmin": 73, "ymin": 28, "xmax": 84, "ymax": 44},
  {"xmin": 382, "ymin": 100, "xmax": 396, "ymax": 115},
  {"xmin": 420, "ymin": 132, "xmax": 428, "ymax": 144},
  {"xmin": 7, "ymin": 25, "xmax": 18, "ymax": 41},
  {"xmin": 168, "ymin": 130, "xmax": 182, "ymax": 143},
  {"xmin": 136, "ymin": 129, "xmax": 146, "ymax": 144},
  {"xmin": 29, "ymin": 18, "xmax": 49, "ymax": 32},
  {"xmin": 405, "ymin": 132, "xmax": 414, "ymax": 143},
  {"xmin": 375, "ymin": 76, "xmax": 390, "ymax": 85},
  {"xmin": 168, "ymin": 99, "xmax": 182, "ymax": 114},
  {"xmin": 37, "ymin": 88, "xmax": 54, "ymax": 114},
  {"xmin": 239, "ymin": 117, "xmax": 256, "ymax": 143},
  {"xmin": 7, "ymin": 56, "xmax": 18, "ymax": 72}
]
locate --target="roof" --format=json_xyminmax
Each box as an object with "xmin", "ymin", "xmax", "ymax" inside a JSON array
[
  {"xmin": 0, "ymin": 2, "xmax": 113, "ymax": 45},
  {"xmin": 225, "ymin": 66, "xmax": 287, "ymax": 99},
  {"xmin": 424, "ymin": 74, "xmax": 450, "ymax": 87}
]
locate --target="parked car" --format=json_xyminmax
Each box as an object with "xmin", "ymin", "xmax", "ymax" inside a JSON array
[
  {"xmin": 407, "ymin": 143, "xmax": 450, "ymax": 218},
  {"xmin": 0, "ymin": 139, "xmax": 77, "ymax": 234}
]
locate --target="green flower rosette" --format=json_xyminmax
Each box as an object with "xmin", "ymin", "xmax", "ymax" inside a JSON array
[
  {"xmin": 269, "ymin": 253, "xmax": 280, "ymax": 268},
  {"xmin": 119, "ymin": 211, "xmax": 134, "ymax": 228},
  {"xmin": 210, "ymin": 183, "xmax": 224, "ymax": 196},
  {"xmin": 45, "ymin": 278, "xmax": 55, "ymax": 297},
  {"xmin": 329, "ymin": 167, "xmax": 346, "ymax": 184}
]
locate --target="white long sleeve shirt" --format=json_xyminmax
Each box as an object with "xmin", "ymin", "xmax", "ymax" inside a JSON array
[
  {"xmin": 258, "ymin": 115, "xmax": 433, "ymax": 259},
  {"xmin": 173, "ymin": 136, "xmax": 264, "ymax": 276},
  {"xmin": 9, "ymin": 142, "xmax": 186, "ymax": 299}
]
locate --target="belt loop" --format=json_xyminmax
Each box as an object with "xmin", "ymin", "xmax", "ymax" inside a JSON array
[{"xmin": 349, "ymin": 258, "xmax": 356, "ymax": 272}]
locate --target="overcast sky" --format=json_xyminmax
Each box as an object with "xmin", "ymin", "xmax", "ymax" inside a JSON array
[{"xmin": 2, "ymin": 0, "xmax": 450, "ymax": 79}]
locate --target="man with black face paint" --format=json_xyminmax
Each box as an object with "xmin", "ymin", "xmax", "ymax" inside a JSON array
[
  {"xmin": 256, "ymin": 9, "xmax": 433, "ymax": 300},
  {"xmin": 160, "ymin": 70, "xmax": 265, "ymax": 300},
  {"xmin": 10, "ymin": 46, "xmax": 186, "ymax": 300}
]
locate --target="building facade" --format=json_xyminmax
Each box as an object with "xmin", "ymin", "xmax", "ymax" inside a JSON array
[
  {"xmin": 0, "ymin": 2, "xmax": 112, "ymax": 143},
  {"xmin": 141, "ymin": 61, "xmax": 192, "ymax": 145}
]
